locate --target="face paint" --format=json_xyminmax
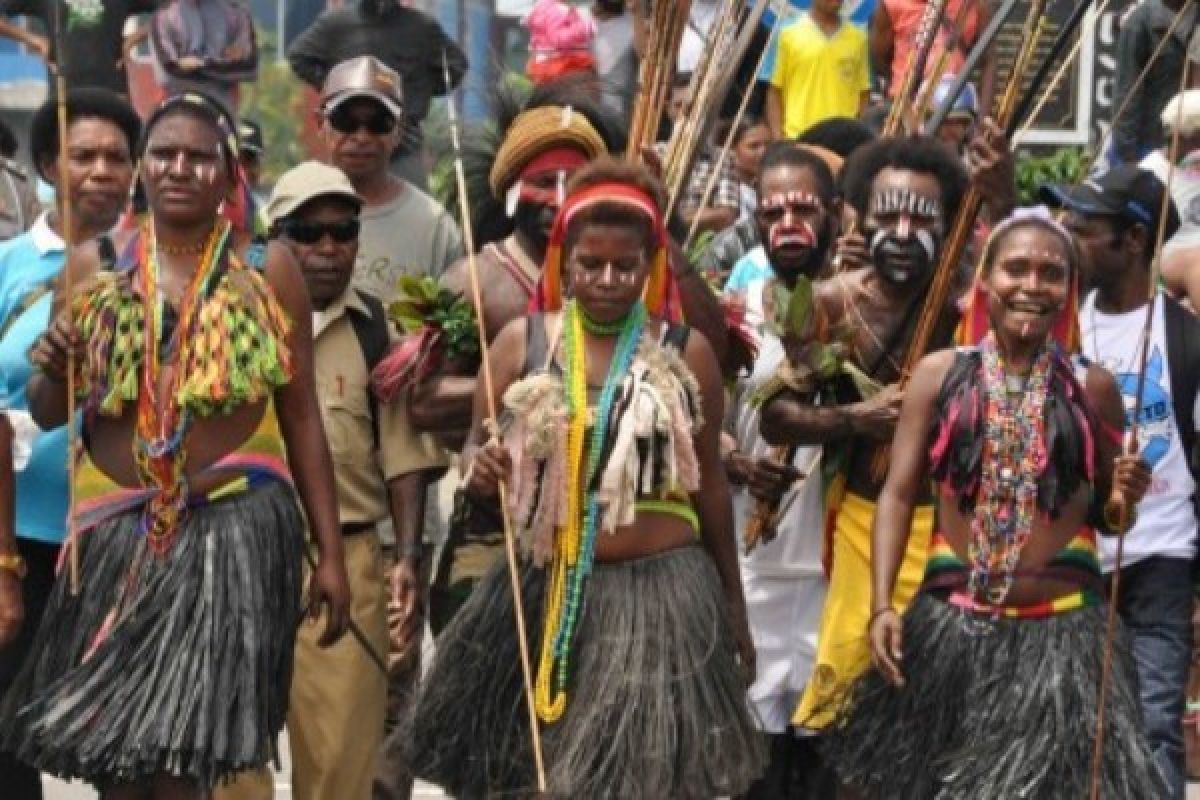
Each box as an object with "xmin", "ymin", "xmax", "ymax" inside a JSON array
[
  {"xmin": 867, "ymin": 226, "xmax": 939, "ymax": 286},
  {"xmin": 759, "ymin": 191, "xmax": 821, "ymax": 249},
  {"xmin": 868, "ymin": 187, "xmax": 942, "ymax": 221},
  {"xmin": 866, "ymin": 187, "xmax": 944, "ymax": 287}
]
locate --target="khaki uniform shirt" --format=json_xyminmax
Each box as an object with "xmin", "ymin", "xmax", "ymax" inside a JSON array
[{"xmin": 314, "ymin": 288, "xmax": 447, "ymax": 527}]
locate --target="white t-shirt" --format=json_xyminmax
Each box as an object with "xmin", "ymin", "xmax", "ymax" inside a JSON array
[
  {"xmin": 1138, "ymin": 151, "xmax": 1200, "ymax": 252},
  {"xmin": 729, "ymin": 276, "xmax": 827, "ymax": 733},
  {"xmin": 1082, "ymin": 290, "xmax": 1199, "ymax": 568}
]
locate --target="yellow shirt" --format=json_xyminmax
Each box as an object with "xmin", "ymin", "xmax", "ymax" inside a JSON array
[
  {"xmin": 314, "ymin": 289, "xmax": 447, "ymax": 527},
  {"xmin": 770, "ymin": 15, "xmax": 869, "ymax": 139}
]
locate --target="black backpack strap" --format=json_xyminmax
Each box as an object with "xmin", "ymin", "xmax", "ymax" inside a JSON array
[
  {"xmin": 347, "ymin": 290, "xmax": 390, "ymax": 448},
  {"xmin": 524, "ymin": 312, "xmax": 548, "ymax": 376},
  {"xmin": 1164, "ymin": 294, "xmax": 1200, "ymax": 476}
]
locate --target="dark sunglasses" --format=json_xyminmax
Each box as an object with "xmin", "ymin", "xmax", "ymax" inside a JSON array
[
  {"xmin": 326, "ymin": 106, "xmax": 398, "ymax": 135},
  {"xmin": 279, "ymin": 218, "xmax": 361, "ymax": 244}
]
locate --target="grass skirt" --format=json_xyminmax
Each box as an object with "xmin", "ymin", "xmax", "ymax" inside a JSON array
[
  {"xmin": 409, "ymin": 544, "xmax": 766, "ymax": 798},
  {"xmin": 821, "ymin": 591, "xmax": 1166, "ymax": 799},
  {"xmin": 0, "ymin": 480, "xmax": 304, "ymax": 789}
]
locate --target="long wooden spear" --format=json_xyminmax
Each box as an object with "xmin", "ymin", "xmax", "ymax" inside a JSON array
[
  {"xmin": 883, "ymin": 0, "xmax": 950, "ymax": 136},
  {"xmin": 923, "ymin": 0, "xmax": 1024, "ymax": 135},
  {"xmin": 1015, "ymin": 0, "xmax": 1113, "ymax": 141},
  {"xmin": 442, "ymin": 51, "xmax": 547, "ymax": 790},
  {"xmin": 872, "ymin": 0, "xmax": 1050, "ymax": 481},
  {"xmin": 1088, "ymin": 48, "xmax": 1192, "ymax": 800},
  {"xmin": 681, "ymin": 6, "xmax": 782, "ymax": 251},
  {"xmin": 1081, "ymin": 0, "xmax": 1195, "ymax": 174},
  {"xmin": 1005, "ymin": 0, "xmax": 1097, "ymax": 137},
  {"xmin": 51, "ymin": 0, "xmax": 80, "ymax": 595}
]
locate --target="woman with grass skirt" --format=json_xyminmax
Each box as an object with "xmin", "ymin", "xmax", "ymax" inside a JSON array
[
  {"xmin": 821, "ymin": 207, "xmax": 1166, "ymax": 798},
  {"xmin": 409, "ymin": 156, "xmax": 766, "ymax": 798},
  {"xmin": 0, "ymin": 92, "xmax": 350, "ymax": 800}
]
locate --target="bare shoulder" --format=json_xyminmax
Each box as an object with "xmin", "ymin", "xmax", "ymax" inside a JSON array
[{"xmin": 909, "ymin": 349, "xmax": 957, "ymax": 403}]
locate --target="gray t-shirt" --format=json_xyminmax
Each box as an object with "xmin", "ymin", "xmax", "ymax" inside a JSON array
[{"xmin": 353, "ymin": 182, "xmax": 464, "ymax": 303}]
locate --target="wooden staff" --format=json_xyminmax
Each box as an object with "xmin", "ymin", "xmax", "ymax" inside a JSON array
[
  {"xmin": 924, "ymin": 0, "xmax": 1023, "ymax": 135},
  {"xmin": 442, "ymin": 51, "xmax": 547, "ymax": 790},
  {"xmin": 871, "ymin": 0, "xmax": 1050, "ymax": 481},
  {"xmin": 1005, "ymin": 0, "xmax": 1097, "ymax": 138},
  {"xmin": 50, "ymin": 0, "xmax": 79, "ymax": 595},
  {"xmin": 1015, "ymin": 0, "xmax": 1113, "ymax": 141},
  {"xmin": 882, "ymin": 0, "xmax": 949, "ymax": 136},
  {"xmin": 908, "ymin": 1, "xmax": 975, "ymax": 133},
  {"xmin": 681, "ymin": 6, "xmax": 782, "ymax": 250},
  {"xmin": 1088, "ymin": 48, "xmax": 1191, "ymax": 800},
  {"xmin": 1081, "ymin": 0, "xmax": 1195, "ymax": 174},
  {"xmin": 627, "ymin": 0, "xmax": 693, "ymax": 160}
]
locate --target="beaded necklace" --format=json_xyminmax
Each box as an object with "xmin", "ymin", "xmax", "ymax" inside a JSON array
[
  {"xmin": 135, "ymin": 219, "xmax": 229, "ymax": 555},
  {"xmin": 534, "ymin": 298, "xmax": 646, "ymax": 723},
  {"xmin": 967, "ymin": 332, "xmax": 1053, "ymax": 608}
]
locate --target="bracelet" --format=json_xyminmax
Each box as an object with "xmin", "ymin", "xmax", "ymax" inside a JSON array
[{"xmin": 868, "ymin": 606, "xmax": 896, "ymax": 628}]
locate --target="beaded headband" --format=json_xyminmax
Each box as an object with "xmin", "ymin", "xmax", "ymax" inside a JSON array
[{"xmin": 533, "ymin": 182, "xmax": 680, "ymax": 321}]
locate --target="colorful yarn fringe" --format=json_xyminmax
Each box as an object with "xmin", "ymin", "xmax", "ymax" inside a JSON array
[{"xmin": 70, "ymin": 220, "xmax": 293, "ymax": 554}]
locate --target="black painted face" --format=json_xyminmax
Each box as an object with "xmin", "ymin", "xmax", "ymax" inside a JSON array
[{"xmin": 862, "ymin": 168, "xmax": 945, "ymax": 288}]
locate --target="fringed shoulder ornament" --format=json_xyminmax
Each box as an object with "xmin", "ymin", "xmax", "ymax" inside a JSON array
[{"xmin": 70, "ymin": 222, "xmax": 293, "ymax": 420}]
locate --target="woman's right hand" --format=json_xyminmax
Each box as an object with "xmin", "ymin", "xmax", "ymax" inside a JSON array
[
  {"xmin": 30, "ymin": 311, "xmax": 83, "ymax": 383},
  {"xmin": 466, "ymin": 441, "xmax": 511, "ymax": 501},
  {"xmin": 868, "ymin": 607, "xmax": 905, "ymax": 688}
]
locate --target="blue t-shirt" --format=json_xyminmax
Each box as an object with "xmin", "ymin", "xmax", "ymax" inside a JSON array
[{"xmin": 0, "ymin": 216, "xmax": 68, "ymax": 544}]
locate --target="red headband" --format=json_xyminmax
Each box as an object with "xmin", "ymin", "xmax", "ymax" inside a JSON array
[
  {"xmin": 518, "ymin": 147, "xmax": 590, "ymax": 182},
  {"xmin": 533, "ymin": 182, "xmax": 680, "ymax": 321}
]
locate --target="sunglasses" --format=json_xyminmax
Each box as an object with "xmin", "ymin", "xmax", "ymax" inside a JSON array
[
  {"xmin": 326, "ymin": 106, "xmax": 398, "ymax": 135},
  {"xmin": 279, "ymin": 218, "xmax": 361, "ymax": 244}
]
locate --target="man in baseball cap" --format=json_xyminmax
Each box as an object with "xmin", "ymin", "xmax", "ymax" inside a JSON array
[
  {"xmin": 1042, "ymin": 162, "xmax": 1198, "ymax": 800},
  {"xmin": 1039, "ymin": 164, "xmax": 1182, "ymax": 240},
  {"xmin": 315, "ymin": 56, "xmax": 463, "ymax": 305},
  {"xmin": 221, "ymin": 159, "xmax": 445, "ymax": 800}
]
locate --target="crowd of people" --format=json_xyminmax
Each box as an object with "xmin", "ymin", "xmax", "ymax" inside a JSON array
[{"xmin": 0, "ymin": 1, "xmax": 1196, "ymax": 800}]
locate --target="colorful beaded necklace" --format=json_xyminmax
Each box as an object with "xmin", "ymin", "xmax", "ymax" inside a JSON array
[
  {"xmin": 967, "ymin": 332, "xmax": 1053, "ymax": 608},
  {"xmin": 534, "ymin": 298, "xmax": 646, "ymax": 723},
  {"xmin": 135, "ymin": 219, "xmax": 229, "ymax": 555}
]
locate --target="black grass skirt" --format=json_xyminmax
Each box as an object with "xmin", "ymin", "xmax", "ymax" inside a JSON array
[
  {"xmin": 0, "ymin": 480, "xmax": 304, "ymax": 789},
  {"xmin": 821, "ymin": 591, "xmax": 1166, "ymax": 799},
  {"xmin": 409, "ymin": 544, "xmax": 767, "ymax": 798}
]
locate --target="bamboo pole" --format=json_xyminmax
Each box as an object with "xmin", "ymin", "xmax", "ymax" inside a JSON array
[
  {"xmin": 442, "ymin": 52, "xmax": 546, "ymax": 791},
  {"xmin": 870, "ymin": 0, "xmax": 1050, "ymax": 481},
  {"xmin": 1088, "ymin": 49, "xmax": 1191, "ymax": 800}
]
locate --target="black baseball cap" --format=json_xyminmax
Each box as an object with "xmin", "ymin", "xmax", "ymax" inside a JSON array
[{"xmin": 1038, "ymin": 164, "xmax": 1181, "ymax": 240}]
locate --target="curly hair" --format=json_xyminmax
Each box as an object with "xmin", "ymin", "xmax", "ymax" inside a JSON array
[{"xmin": 840, "ymin": 135, "xmax": 968, "ymax": 221}]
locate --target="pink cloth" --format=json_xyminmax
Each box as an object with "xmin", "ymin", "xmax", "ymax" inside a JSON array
[
  {"xmin": 523, "ymin": 0, "xmax": 596, "ymax": 55},
  {"xmin": 884, "ymin": 0, "xmax": 980, "ymax": 98}
]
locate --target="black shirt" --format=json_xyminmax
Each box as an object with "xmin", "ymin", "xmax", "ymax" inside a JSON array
[
  {"xmin": 0, "ymin": 0, "xmax": 157, "ymax": 95},
  {"xmin": 1112, "ymin": 0, "xmax": 1196, "ymax": 162},
  {"xmin": 286, "ymin": 1, "xmax": 467, "ymax": 131}
]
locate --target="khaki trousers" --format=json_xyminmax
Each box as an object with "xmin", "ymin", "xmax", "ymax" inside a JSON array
[{"xmin": 216, "ymin": 532, "xmax": 389, "ymax": 800}]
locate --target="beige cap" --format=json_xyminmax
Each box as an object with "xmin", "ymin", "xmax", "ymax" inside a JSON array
[
  {"xmin": 320, "ymin": 56, "xmax": 404, "ymax": 119},
  {"xmin": 266, "ymin": 161, "xmax": 362, "ymax": 225}
]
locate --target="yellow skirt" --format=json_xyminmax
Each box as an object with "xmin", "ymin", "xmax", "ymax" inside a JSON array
[{"xmin": 791, "ymin": 490, "xmax": 932, "ymax": 730}]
